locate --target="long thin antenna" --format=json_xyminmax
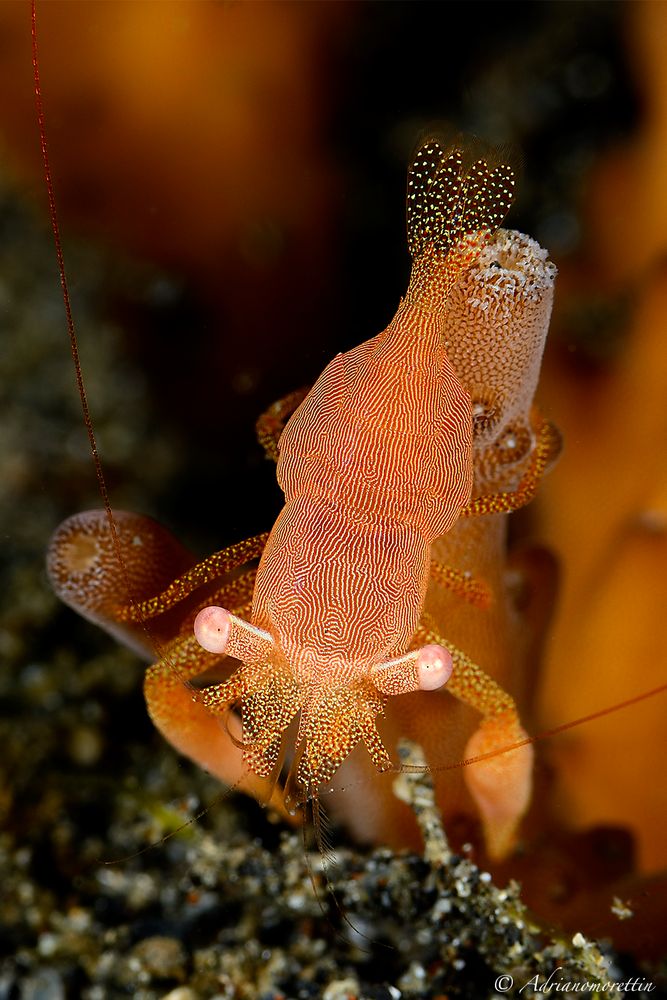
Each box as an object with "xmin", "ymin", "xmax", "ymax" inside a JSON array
[
  {"xmin": 30, "ymin": 0, "xmax": 194, "ymax": 684},
  {"xmin": 410, "ymin": 680, "xmax": 667, "ymax": 777},
  {"xmin": 31, "ymin": 1, "xmax": 118, "ymax": 542}
]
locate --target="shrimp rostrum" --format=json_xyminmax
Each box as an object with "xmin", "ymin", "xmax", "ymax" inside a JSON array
[{"xmin": 49, "ymin": 138, "xmax": 541, "ymax": 858}]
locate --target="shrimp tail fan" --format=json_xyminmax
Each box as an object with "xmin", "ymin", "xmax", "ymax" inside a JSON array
[{"xmin": 406, "ymin": 133, "xmax": 517, "ymax": 264}]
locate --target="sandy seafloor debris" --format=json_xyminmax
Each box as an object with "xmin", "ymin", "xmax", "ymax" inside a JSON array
[
  {"xmin": 1, "ymin": 176, "xmax": 664, "ymax": 1000},
  {"xmin": 0, "ymin": 721, "xmax": 637, "ymax": 1000}
]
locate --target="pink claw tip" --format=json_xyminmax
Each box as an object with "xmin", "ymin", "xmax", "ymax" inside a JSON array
[
  {"xmin": 194, "ymin": 606, "xmax": 231, "ymax": 654},
  {"xmin": 416, "ymin": 644, "xmax": 452, "ymax": 691}
]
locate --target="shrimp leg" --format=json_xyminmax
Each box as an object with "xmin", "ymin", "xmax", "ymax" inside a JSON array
[
  {"xmin": 255, "ymin": 387, "xmax": 309, "ymax": 461},
  {"xmin": 429, "ymin": 560, "xmax": 493, "ymax": 608},
  {"xmin": 115, "ymin": 532, "xmax": 269, "ymax": 621},
  {"xmin": 460, "ymin": 416, "xmax": 561, "ymax": 518},
  {"xmin": 413, "ymin": 615, "xmax": 533, "ymax": 859},
  {"xmin": 144, "ymin": 633, "xmax": 293, "ymax": 821}
]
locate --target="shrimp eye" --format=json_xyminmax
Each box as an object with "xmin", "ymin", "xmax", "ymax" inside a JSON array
[
  {"xmin": 493, "ymin": 422, "xmax": 532, "ymax": 464},
  {"xmin": 416, "ymin": 644, "xmax": 453, "ymax": 691},
  {"xmin": 194, "ymin": 606, "xmax": 231, "ymax": 654}
]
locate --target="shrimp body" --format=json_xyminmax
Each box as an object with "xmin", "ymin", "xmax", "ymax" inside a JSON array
[
  {"xmin": 255, "ymin": 302, "xmax": 472, "ymax": 683},
  {"xmin": 48, "ymin": 136, "xmax": 525, "ymax": 822},
  {"xmin": 193, "ymin": 140, "xmax": 518, "ymax": 798},
  {"xmin": 204, "ymin": 289, "xmax": 474, "ymax": 796}
]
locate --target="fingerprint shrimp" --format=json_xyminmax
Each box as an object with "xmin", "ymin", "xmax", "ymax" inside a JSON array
[{"xmin": 45, "ymin": 117, "xmax": 566, "ymax": 860}]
